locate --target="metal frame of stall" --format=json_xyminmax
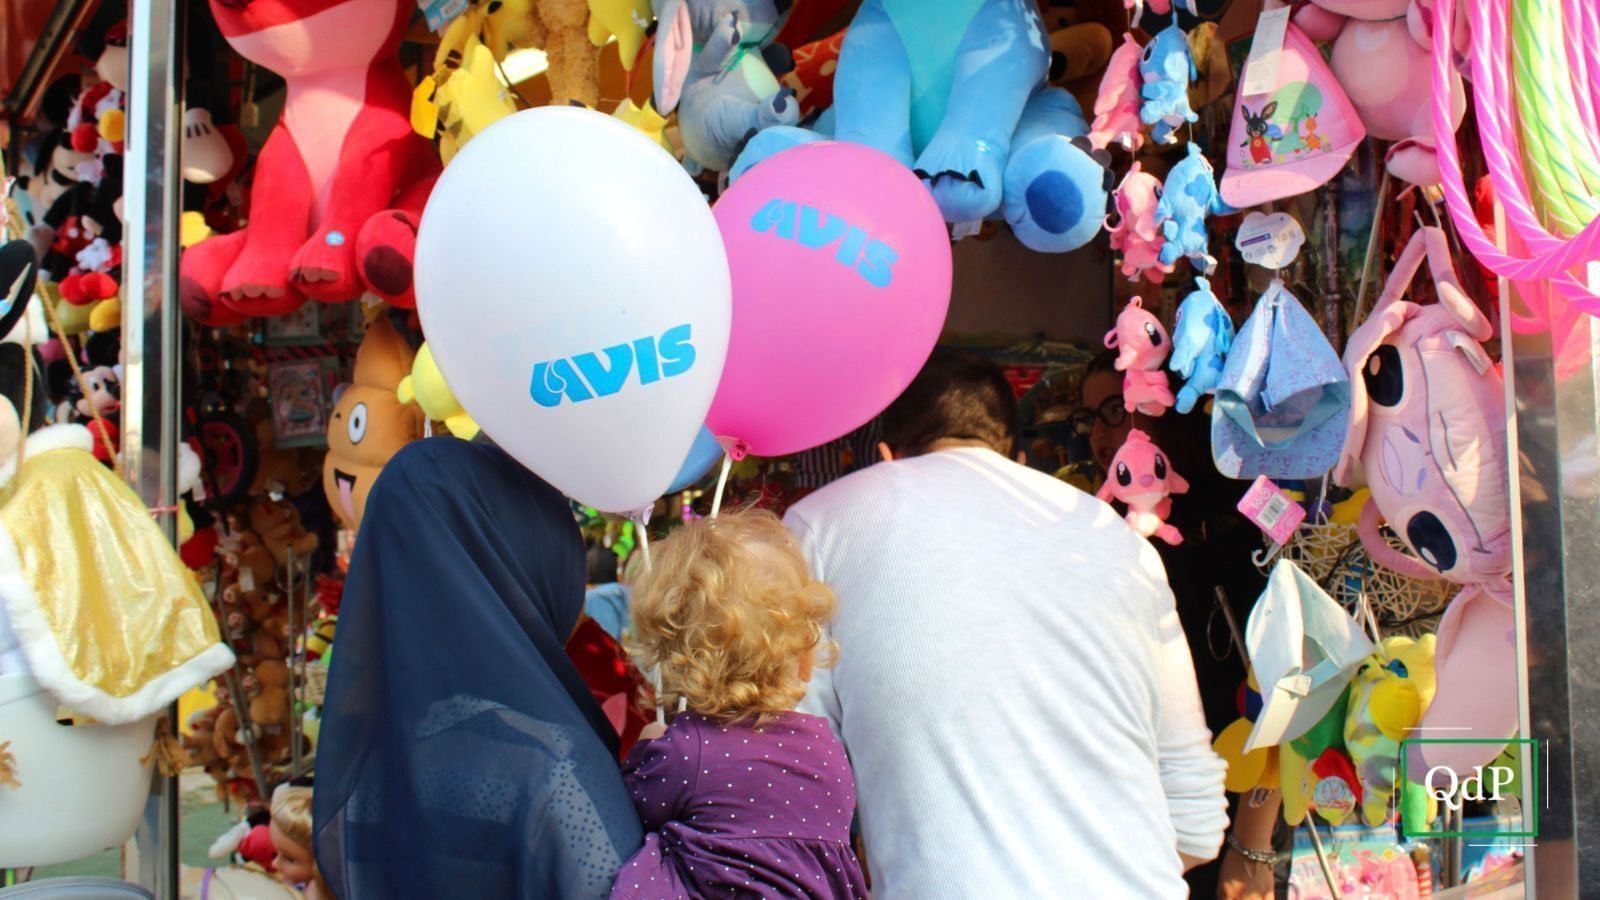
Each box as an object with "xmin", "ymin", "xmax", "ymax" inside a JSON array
[{"xmin": 88, "ymin": 3, "xmax": 1599, "ymax": 899}]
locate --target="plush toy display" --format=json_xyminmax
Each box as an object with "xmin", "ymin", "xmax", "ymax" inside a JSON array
[
  {"xmin": 180, "ymin": 0, "xmax": 441, "ymax": 321},
  {"xmin": 1138, "ymin": 19, "xmax": 1195, "ymax": 145},
  {"xmin": 1294, "ymin": 0, "xmax": 1466, "ymax": 184},
  {"xmin": 482, "ymin": 0, "xmax": 603, "ymax": 109},
  {"xmin": 247, "ymin": 497, "xmax": 319, "ymax": 566},
  {"xmin": 1344, "ymin": 634, "xmax": 1438, "ymax": 827},
  {"xmin": 414, "ymin": 27, "xmax": 519, "ymax": 165},
  {"xmin": 652, "ymin": 0, "xmax": 798, "ymax": 173},
  {"xmin": 1105, "ymin": 163, "xmax": 1170, "ymax": 283},
  {"xmin": 1104, "ymin": 296, "xmax": 1174, "ymax": 416},
  {"xmin": 1096, "ymin": 428, "xmax": 1188, "ymax": 545},
  {"xmin": 1088, "ymin": 33, "xmax": 1144, "ymax": 153},
  {"xmin": 731, "ymin": 0, "xmax": 1110, "ymax": 254},
  {"xmin": 1156, "ymin": 142, "xmax": 1228, "ymax": 273},
  {"xmin": 397, "ymin": 341, "xmax": 480, "ymax": 439},
  {"xmin": 1168, "ymin": 276, "xmax": 1233, "ymax": 414},
  {"xmin": 323, "ymin": 316, "xmax": 423, "ymax": 533}
]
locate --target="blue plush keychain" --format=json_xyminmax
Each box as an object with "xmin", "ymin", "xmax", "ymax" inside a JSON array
[
  {"xmin": 1157, "ymin": 142, "xmax": 1230, "ymax": 273},
  {"xmin": 1168, "ymin": 276, "xmax": 1235, "ymax": 414},
  {"xmin": 1138, "ymin": 16, "xmax": 1196, "ymax": 145}
]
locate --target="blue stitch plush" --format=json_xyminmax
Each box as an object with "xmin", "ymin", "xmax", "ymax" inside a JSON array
[
  {"xmin": 1137, "ymin": 19, "xmax": 1197, "ymax": 145},
  {"xmin": 728, "ymin": 0, "xmax": 1110, "ymax": 254},
  {"xmin": 1168, "ymin": 276, "xmax": 1235, "ymax": 414},
  {"xmin": 1156, "ymin": 142, "xmax": 1229, "ymax": 273}
]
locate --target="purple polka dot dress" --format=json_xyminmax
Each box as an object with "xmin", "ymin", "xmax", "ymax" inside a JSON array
[{"xmin": 609, "ymin": 711, "xmax": 867, "ymax": 899}]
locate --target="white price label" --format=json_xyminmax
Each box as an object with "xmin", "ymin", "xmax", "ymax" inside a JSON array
[
  {"xmin": 1241, "ymin": 5, "xmax": 1292, "ymax": 98},
  {"xmin": 1235, "ymin": 211, "xmax": 1306, "ymax": 269}
]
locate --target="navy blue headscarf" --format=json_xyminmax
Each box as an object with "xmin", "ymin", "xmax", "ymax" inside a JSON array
[{"xmin": 314, "ymin": 439, "xmax": 642, "ymax": 899}]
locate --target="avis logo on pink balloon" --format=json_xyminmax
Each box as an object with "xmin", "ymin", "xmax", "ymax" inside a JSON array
[
  {"xmin": 749, "ymin": 198, "xmax": 899, "ymax": 288},
  {"xmin": 529, "ymin": 324, "xmax": 697, "ymax": 408}
]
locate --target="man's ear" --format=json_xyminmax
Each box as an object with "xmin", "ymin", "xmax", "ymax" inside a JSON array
[{"xmin": 877, "ymin": 441, "xmax": 895, "ymax": 463}]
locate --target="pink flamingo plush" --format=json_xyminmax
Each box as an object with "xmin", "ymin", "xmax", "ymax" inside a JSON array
[
  {"xmin": 1089, "ymin": 34, "xmax": 1145, "ymax": 153},
  {"xmin": 1104, "ymin": 296, "xmax": 1175, "ymax": 416},
  {"xmin": 1097, "ymin": 429, "xmax": 1189, "ymax": 545}
]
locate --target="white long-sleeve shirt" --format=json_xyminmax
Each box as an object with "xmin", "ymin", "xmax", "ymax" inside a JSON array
[{"xmin": 784, "ymin": 447, "xmax": 1228, "ymax": 899}]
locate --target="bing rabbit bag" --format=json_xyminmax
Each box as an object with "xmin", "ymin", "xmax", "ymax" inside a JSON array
[{"xmin": 1333, "ymin": 226, "xmax": 1510, "ymax": 587}]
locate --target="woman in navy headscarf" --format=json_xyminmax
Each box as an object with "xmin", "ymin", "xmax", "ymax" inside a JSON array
[{"xmin": 314, "ymin": 438, "xmax": 642, "ymax": 899}]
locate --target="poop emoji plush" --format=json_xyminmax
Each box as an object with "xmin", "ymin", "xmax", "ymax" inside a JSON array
[{"xmin": 323, "ymin": 316, "xmax": 422, "ymax": 532}]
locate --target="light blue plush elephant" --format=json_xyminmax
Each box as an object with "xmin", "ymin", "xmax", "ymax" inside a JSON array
[
  {"xmin": 729, "ymin": 0, "xmax": 1110, "ymax": 254},
  {"xmin": 653, "ymin": 0, "xmax": 799, "ymax": 173},
  {"xmin": 1168, "ymin": 276, "xmax": 1234, "ymax": 414},
  {"xmin": 1157, "ymin": 142, "xmax": 1229, "ymax": 272}
]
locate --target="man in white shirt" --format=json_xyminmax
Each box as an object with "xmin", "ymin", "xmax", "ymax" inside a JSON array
[{"xmin": 784, "ymin": 351, "xmax": 1228, "ymax": 899}]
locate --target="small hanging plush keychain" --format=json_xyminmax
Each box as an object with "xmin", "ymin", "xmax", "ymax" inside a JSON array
[
  {"xmin": 1104, "ymin": 296, "xmax": 1175, "ymax": 416},
  {"xmin": 1096, "ymin": 428, "xmax": 1189, "ymax": 545}
]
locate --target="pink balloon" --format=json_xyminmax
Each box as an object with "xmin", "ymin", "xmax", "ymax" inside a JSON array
[{"xmin": 707, "ymin": 142, "xmax": 952, "ymax": 457}]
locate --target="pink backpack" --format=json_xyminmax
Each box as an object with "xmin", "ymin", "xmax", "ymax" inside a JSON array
[{"xmin": 1333, "ymin": 226, "xmax": 1510, "ymax": 586}]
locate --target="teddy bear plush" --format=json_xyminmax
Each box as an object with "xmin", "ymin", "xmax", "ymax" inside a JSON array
[
  {"xmin": 180, "ymin": 0, "xmax": 441, "ymax": 321},
  {"xmin": 247, "ymin": 497, "xmax": 319, "ymax": 567},
  {"xmin": 248, "ymin": 659, "xmax": 292, "ymax": 731},
  {"xmin": 323, "ymin": 316, "xmax": 422, "ymax": 532}
]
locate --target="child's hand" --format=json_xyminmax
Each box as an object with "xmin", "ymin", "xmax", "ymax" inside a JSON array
[{"xmin": 639, "ymin": 721, "xmax": 668, "ymax": 741}]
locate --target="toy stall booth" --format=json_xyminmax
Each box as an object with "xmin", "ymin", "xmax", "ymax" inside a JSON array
[{"xmin": 1, "ymin": 0, "xmax": 1599, "ymax": 897}]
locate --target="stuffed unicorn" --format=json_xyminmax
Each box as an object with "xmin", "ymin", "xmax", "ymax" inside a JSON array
[
  {"xmin": 1097, "ymin": 428, "xmax": 1188, "ymax": 544},
  {"xmin": 1105, "ymin": 296, "xmax": 1175, "ymax": 416},
  {"xmin": 1089, "ymin": 33, "xmax": 1144, "ymax": 152},
  {"xmin": 1105, "ymin": 164, "xmax": 1170, "ymax": 284},
  {"xmin": 1168, "ymin": 277, "xmax": 1234, "ymax": 413},
  {"xmin": 1138, "ymin": 19, "xmax": 1196, "ymax": 145},
  {"xmin": 1157, "ymin": 142, "xmax": 1229, "ymax": 273}
]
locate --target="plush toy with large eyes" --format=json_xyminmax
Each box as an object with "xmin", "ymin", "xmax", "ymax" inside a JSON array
[
  {"xmin": 1096, "ymin": 428, "xmax": 1188, "ymax": 545},
  {"xmin": 322, "ymin": 316, "xmax": 423, "ymax": 534},
  {"xmin": 1104, "ymin": 296, "xmax": 1175, "ymax": 416}
]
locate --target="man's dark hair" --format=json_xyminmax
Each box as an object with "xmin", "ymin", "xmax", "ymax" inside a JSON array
[
  {"xmin": 586, "ymin": 543, "xmax": 618, "ymax": 585},
  {"xmin": 879, "ymin": 349, "xmax": 1019, "ymax": 457}
]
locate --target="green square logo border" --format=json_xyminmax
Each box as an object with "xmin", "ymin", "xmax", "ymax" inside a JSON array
[{"xmin": 1399, "ymin": 738, "xmax": 1539, "ymax": 838}]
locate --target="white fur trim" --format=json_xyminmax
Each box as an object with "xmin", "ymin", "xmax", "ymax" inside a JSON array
[
  {"xmin": 0, "ymin": 423, "xmax": 93, "ymax": 490},
  {"xmin": 0, "ymin": 451, "xmax": 235, "ymax": 724}
]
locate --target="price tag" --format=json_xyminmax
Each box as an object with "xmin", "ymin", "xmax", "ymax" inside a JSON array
[
  {"xmin": 1241, "ymin": 5, "xmax": 1292, "ymax": 97},
  {"xmin": 1235, "ymin": 211, "xmax": 1305, "ymax": 269},
  {"xmin": 1237, "ymin": 475, "xmax": 1306, "ymax": 545},
  {"xmin": 239, "ymin": 567, "xmax": 256, "ymax": 592},
  {"xmin": 419, "ymin": 0, "xmax": 469, "ymax": 32}
]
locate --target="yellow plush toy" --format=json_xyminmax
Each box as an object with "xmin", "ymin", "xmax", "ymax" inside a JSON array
[
  {"xmin": 397, "ymin": 341, "xmax": 480, "ymax": 440},
  {"xmin": 481, "ymin": 0, "xmax": 599, "ymax": 108},
  {"xmin": 586, "ymin": 0, "xmax": 651, "ymax": 71},
  {"xmin": 613, "ymin": 98, "xmax": 673, "ymax": 153},
  {"xmin": 1344, "ymin": 634, "xmax": 1438, "ymax": 827},
  {"xmin": 414, "ymin": 35, "xmax": 519, "ymax": 163}
]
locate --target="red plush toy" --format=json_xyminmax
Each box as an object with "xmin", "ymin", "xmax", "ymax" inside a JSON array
[{"xmin": 179, "ymin": 0, "xmax": 440, "ymax": 324}]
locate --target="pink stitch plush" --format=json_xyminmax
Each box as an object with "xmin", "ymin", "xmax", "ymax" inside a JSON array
[
  {"xmin": 1104, "ymin": 296, "xmax": 1175, "ymax": 416},
  {"xmin": 1088, "ymin": 34, "xmax": 1145, "ymax": 153},
  {"xmin": 1104, "ymin": 165, "xmax": 1171, "ymax": 284},
  {"xmin": 1096, "ymin": 428, "xmax": 1189, "ymax": 545}
]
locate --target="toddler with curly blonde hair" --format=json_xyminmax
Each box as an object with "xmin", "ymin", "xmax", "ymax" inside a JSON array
[{"xmin": 609, "ymin": 510, "xmax": 866, "ymax": 900}]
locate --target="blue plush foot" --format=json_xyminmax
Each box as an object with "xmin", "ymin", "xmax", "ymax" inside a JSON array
[
  {"xmin": 1001, "ymin": 135, "xmax": 1109, "ymax": 253},
  {"xmin": 728, "ymin": 126, "xmax": 826, "ymax": 184},
  {"xmin": 912, "ymin": 133, "xmax": 1006, "ymax": 224}
]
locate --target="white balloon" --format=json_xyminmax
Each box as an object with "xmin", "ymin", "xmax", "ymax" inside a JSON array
[{"xmin": 415, "ymin": 107, "xmax": 731, "ymax": 513}]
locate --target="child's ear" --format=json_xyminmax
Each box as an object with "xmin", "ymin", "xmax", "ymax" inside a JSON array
[
  {"xmin": 798, "ymin": 649, "xmax": 815, "ymax": 684},
  {"xmin": 877, "ymin": 441, "xmax": 895, "ymax": 463}
]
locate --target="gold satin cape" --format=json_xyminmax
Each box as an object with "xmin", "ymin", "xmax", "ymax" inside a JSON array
[{"xmin": 0, "ymin": 425, "xmax": 234, "ymax": 724}]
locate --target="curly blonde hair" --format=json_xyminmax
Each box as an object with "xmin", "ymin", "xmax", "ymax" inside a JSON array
[{"xmin": 626, "ymin": 509, "xmax": 835, "ymax": 723}]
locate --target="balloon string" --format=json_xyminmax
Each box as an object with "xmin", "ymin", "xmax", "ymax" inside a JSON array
[{"xmin": 709, "ymin": 452, "xmax": 733, "ymax": 519}]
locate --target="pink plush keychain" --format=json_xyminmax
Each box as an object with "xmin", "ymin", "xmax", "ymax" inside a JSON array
[
  {"xmin": 1096, "ymin": 429, "xmax": 1189, "ymax": 545},
  {"xmin": 1089, "ymin": 33, "xmax": 1145, "ymax": 153},
  {"xmin": 1104, "ymin": 296, "xmax": 1175, "ymax": 415},
  {"xmin": 1105, "ymin": 165, "xmax": 1172, "ymax": 284}
]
